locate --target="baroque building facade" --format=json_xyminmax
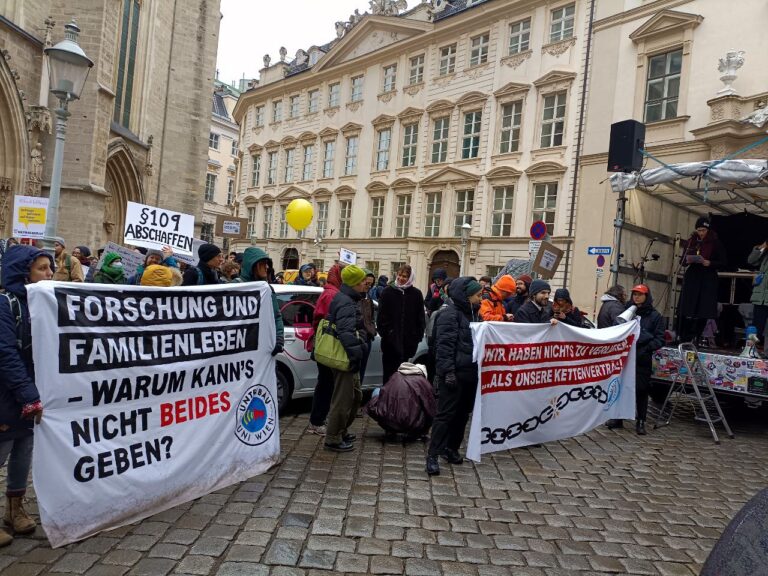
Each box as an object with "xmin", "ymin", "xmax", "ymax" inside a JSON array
[
  {"xmin": 0, "ymin": 0, "xmax": 220, "ymax": 247},
  {"xmin": 233, "ymin": 0, "xmax": 589, "ymax": 289}
]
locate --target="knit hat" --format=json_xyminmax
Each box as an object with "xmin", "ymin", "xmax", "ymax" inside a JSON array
[
  {"xmin": 494, "ymin": 275, "xmax": 517, "ymax": 295},
  {"xmin": 432, "ymin": 268, "xmax": 448, "ymax": 281},
  {"xmin": 146, "ymin": 249, "xmax": 163, "ymax": 261},
  {"xmin": 54, "ymin": 236, "xmax": 66, "ymax": 247},
  {"xmin": 554, "ymin": 288, "xmax": 572, "ymax": 303},
  {"xmin": 141, "ymin": 264, "xmax": 173, "ymax": 287},
  {"xmin": 518, "ymin": 274, "xmax": 533, "ymax": 287},
  {"xmin": 464, "ymin": 279, "xmax": 483, "ymax": 297},
  {"xmin": 341, "ymin": 264, "xmax": 366, "ymax": 287},
  {"xmin": 695, "ymin": 216, "xmax": 710, "ymax": 229},
  {"xmin": 75, "ymin": 245, "xmax": 91, "ymax": 258},
  {"xmin": 198, "ymin": 243, "xmax": 222, "ymax": 263},
  {"xmin": 529, "ymin": 279, "xmax": 551, "ymax": 297}
]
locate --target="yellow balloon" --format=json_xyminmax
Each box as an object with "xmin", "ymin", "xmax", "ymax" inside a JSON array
[{"xmin": 285, "ymin": 198, "xmax": 314, "ymax": 231}]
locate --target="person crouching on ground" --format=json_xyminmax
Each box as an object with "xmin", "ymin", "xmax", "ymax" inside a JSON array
[
  {"xmin": 324, "ymin": 265, "xmax": 369, "ymax": 452},
  {"xmin": 426, "ymin": 277, "xmax": 483, "ymax": 476},
  {"xmin": 479, "ymin": 275, "xmax": 516, "ymax": 321},
  {"xmin": 0, "ymin": 245, "xmax": 52, "ymax": 546}
]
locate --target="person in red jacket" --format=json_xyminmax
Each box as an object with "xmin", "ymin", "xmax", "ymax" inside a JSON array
[{"xmin": 479, "ymin": 275, "xmax": 516, "ymax": 322}]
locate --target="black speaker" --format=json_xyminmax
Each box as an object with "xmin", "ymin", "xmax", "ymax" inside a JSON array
[{"xmin": 607, "ymin": 120, "xmax": 645, "ymax": 173}]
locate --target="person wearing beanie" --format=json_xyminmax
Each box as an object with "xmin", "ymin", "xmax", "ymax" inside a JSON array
[
  {"xmin": 323, "ymin": 264, "xmax": 369, "ymax": 452},
  {"xmin": 377, "ymin": 264, "xmax": 426, "ymax": 385},
  {"xmin": 677, "ymin": 216, "xmax": 726, "ymax": 342},
  {"xmin": 128, "ymin": 246, "xmax": 179, "ymax": 285},
  {"xmin": 552, "ymin": 287, "xmax": 585, "ymax": 327},
  {"xmin": 182, "ymin": 243, "xmax": 223, "ymax": 286},
  {"xmin": 93, "ymin": 253, "xmax": 127, "ymax": 284},
  {"xmin": 426, "ymin": 277, "xmax": 483, "ymax": 476},
  {"xmin": 140, "ymin": 264, "xmax": 173, "ymax": 287},
  {"xmin": 514, "ymin": 279, "xmax": 555, "ymax": 324},
  {"xmin": 506, "ymin": 273, "xmax": 532, "ymax": 316},
  {"xmin": 480, "ymin": 275, "xmax": 516, "ymax": 322},
  {"xmin": 52, "ymin": 237, "xmax": 84, "ymax": 283},
  {"xmin": 425, "ymin": 267, "xmax": 449, "ymax": 315},
  {"xmin": 293, "ymin": 263, "xmax": 319, "ymax": 287}
]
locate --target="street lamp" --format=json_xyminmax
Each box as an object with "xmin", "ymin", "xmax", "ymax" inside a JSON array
[
  {"xmin": 42, "ymin": 20, "xmax": 93, "ymax": 255},
  {"xmin": 460, "ymin": 221, "xmax": 472, "ymax": 276}
]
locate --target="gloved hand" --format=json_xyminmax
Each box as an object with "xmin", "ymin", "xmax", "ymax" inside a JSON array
[
  {"xmin": 21, "ymin": 400, "xmax": 43, "ymax": 424},
  {"xmin": 271, "ymin": 344, "xmax": 283, "ymax": 357}
]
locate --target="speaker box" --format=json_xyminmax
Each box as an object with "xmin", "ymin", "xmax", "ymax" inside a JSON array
[{"xmin": 607, "ymin": 120, "xmax": 645, "ymax": 173}]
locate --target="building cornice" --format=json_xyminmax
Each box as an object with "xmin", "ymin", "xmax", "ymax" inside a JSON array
[{"xmin": 593, "ymin": 0, "xmax": 694, "ymax": 32}]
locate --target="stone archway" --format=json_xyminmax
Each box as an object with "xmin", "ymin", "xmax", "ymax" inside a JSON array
[
  {"xmin": 429, "ymin": 250, "xmax": 460, "ymax": 281},
  {"xmin": 0, "ymin": 55, "xmax": 29, "ymax": 236},
  {"xmin": 104, "ymin": 141, "xmax": 145, "ymax": 244}
]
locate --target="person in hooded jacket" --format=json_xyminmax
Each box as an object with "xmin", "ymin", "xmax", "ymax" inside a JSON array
[
  {"xmin": 479, "ymin": 275, "xmax": 516, "ymax": 322},
  {"xmin": 366, "ymin": 363, "xmax": 436, "ymax": 439},
  {"xmin": 552, "ymin": 288, "xmax": 585, "ymax": 327},
  {"xmin": 426, "ymin": 277, "xmax": 483, "ymax": 476},
  {"xmin": 606, "ymin": 284, "xmax": 665, "ymax": 435},
  {"xmin": 425, "ymin": 268, "xmax": 448, "ymax": 315},
  {"xmin": 324, "ymin": 265, "xmax": 369, "ymax": 452},
  {"xmin": 369, "ymin": 275, "xmax": 388, "ymax": 302},
  {"xmin": 0, "ymin": 245, "xmax": 52, "ymax": 546},
  {"xmin": 293, "ymin": 263, "xmax": 319, "ymax": 287},
  {"xmin": 597, "ymin": 285, "xmax": 627, "ymax": 329},
  {"xmin": 92, "ymin": 252, "xmax": 126, "ymax": 284},
  {"xmin": 377, "ymin": 264, "xmax": 426, "ymax": 385},
  {"xmin": 234, "ymin": 247, "xmax": 284, "ymax": 357}
]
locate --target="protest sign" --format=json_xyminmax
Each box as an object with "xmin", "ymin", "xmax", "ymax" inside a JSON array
[
  {"xmin": 124, "ymin": 201, "xmax": 195, "ymax": 255},
  {"xmin": 28, "ymin": 282, "xmax": 279, "ymax": 547},
  {"xmin": 531, "ymin": 240, "xmax": 563, "ymax": 279},
  {"xmin": 174, "ymin": 238, "xmax": 207, "ymax": 267},
  {"xmin": 12, "ymin": 195, "xmax": 49, "ymax": 239},
  {"xmin": 467, "ymin": 321, "xmax": 639, "ymax": 461},
  {"xmin": 215, "ymin": 215, "xmax": 248, "ymax": 239},
  {"xmin": 339, "ymin": 247, "xmax": 357, "ymax": 265},
  {"xmin": 93, "ymin": 242, "xmax": 145, "ymax": 278}
]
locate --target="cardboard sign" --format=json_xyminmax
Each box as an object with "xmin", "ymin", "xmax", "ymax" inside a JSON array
[
  {"xmin": 339, "ymin": 248, "xmax": 357, "ymax": 265},
  {"xmin": 12, "ymin": 195, "xmax": 49, "ymax": 239},
  {"xmin": 215, "ymin": 216, "xmax": 249, "ymax": 239},
  {"xmin": 94, "ymin": 242, "xmax": 146, "ymax": 278},
  {"xmin": 124, "ymin": 202, "xmax": 195, "ymax": 256},
  {"xmin": 531, "ymin": 241, "xmax": 563, "ymax": 279}
]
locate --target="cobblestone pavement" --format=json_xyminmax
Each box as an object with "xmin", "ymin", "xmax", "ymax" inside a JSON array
[{"xmin": 1, "ymin": 403, "xmax": 766, "ymax": 576}]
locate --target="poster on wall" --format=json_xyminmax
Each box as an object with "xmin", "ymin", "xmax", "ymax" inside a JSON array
[{"xmin": 12, "ymin": 195, "xmax": 49, "ymax": 239}]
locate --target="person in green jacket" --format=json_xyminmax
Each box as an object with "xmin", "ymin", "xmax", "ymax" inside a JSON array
[
  {"xmin": 93, "ymin": 252, "xmax": 127, "ymax": 284},
  {"xmin": 748, "ymin": 239, "xmax": 768, "ymax": 343},
  {"xmin": 234, "ymin": 247, "xmax": 284, "ymax": 356}
]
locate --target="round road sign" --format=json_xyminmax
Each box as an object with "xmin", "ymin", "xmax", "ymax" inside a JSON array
[
  {"xmin": 596, "ymin": 255, "xmax": 606, "ymax": 267},
  {"xmin": 530, "ymin": 221, "xmax": 547, "ymax": 240}
]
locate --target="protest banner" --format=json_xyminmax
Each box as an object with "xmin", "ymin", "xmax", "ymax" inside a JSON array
[
  {"xmin": 28, "ymin": 282, "xmax": 279, "ymax": 547},
  {"xmin": 12, "ymin": 195, "xmax": 49, "ymax": 239},
  {"xmin": 124, "ymin": 201, "xmax": 195, "ymax": 255},
  {"xmin": 93, "ymin": 242, "xmax": 145, "ymax": 278},
  {"xmin": 467, "ymin": 321, "xmax": 640, "ymax": 461}
]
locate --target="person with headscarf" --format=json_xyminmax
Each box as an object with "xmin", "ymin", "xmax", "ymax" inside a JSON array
[
  {"xmin": 598, "ymin": 285, "xmax": 627, "ymax": 328},
  {"xmin": 93, "ymin": 252, "xmax": 127, "ymax": 284},
  {"xmin": 293, "ymin": 263, "xmax": 319, "ymax": 287},
  {"xmin": 140, "ymin": 264, "xmax": 173, "ymax": 287},
  {"xmin": 425, "ymin": 268, "xmax": 448, "ymax": 315},
  {"xmin": 376, "ymin": 264, "xmax": 426, "ymax": 384}
]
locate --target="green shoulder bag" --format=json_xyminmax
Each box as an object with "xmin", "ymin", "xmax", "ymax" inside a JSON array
[{"xmin": 314, "ymin": 318, "xmax": 351, "ymax": 372}]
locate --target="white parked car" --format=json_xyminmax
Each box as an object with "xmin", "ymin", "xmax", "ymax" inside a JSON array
[{"xmin": 272, "ymin": 285, "xmax": 429, "ymax": 412}]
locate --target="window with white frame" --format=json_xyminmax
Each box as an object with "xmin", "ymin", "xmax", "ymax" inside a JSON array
[
  {"xmin": 351, "ymin": 76, "xmax": 364, "ymax": 102},
  {"xmin": 328, "ymin": 83, "xmax": 340, "ymax": 107},
  {"xmin": 231, "ymin": 139, "xmax": 238, "ymax": 156},
  {"xmin": 424, "ymin": 191, "xmax": 442, "ymax": 237},
  {"xmin": 431, "ymin": 116, "xmax": 450, "ymax": 163},
  {"xmin": 454, "ymin": 189, "xmax": 474, "ymax": 236},
  {"xmin": 284, "ymin": 148, "xmax": 295, "ymax": 183},
  {"xmin": 267, "ymin": 151, "xmax": 278, "ymax": 185},
  {"xmin": 532, "ymin": 182, "xmax": 558, "ymax": 235},
  {"xmin": 322, "ymin": 141, "xmax": 335, "ymax": 178},
  {"xmin": 344, "ymin": 135, "xmax": 358, "ymax": 175},
  {"xmin": 302, "ymin": 144, "xmax": 314, "ymax": 181},
  {"xmin": 247, "ymin": 207, "xmax": 256, "ymax": 238},
  {"xmin": 263, "ymin": 205, "xmax": 273, "ymax": 238},
  {"xmin": 409, "ymin": 54, "xmax": 424, "ymax": 85},
  {"xmin": 376, "ymin": 129, "xmax": 391, "ymax": 171},
  {"xmin": 540, "ymin": 91, "xmax": 566, "ymax": 148},
  {"xmin": 390, "ymin": 261, "xmax": 405, "ymax": 276},
  {"xmin": 550, "ymin": 4, "xmax": 575, "ymax": 43},
  {"xmin": 289, "ymin": 95, "xmax": 300, "ymax": 118},
  {"xmin": 208, "ymin": 132, "xmax": 219, "ymax": 150},
  {"xmin": 255, "ymin": 106, "xmax": 264, "ymax": 127},
  {"xmin": 279, "ymin": 205, "xmax": 288, "ymax": 238},
  {"xmin": 383, "ymin": 64, "xmax": 397, "ymax": 93},
  {"xmin": 201, "ymin": 222, "xmax": 214, "ymax": 243},
  {"xmin": 339, "ymin": 199, "xmax": 351, "ymax": 238},
  {"xmin": 462, "ymin": 111, "xmax": 482, "ymax": 159},
  {"xmin": 308, "ymin": 89, "xmax": 319, "ymax": 114},
  {"xmin": 370, "ymin": 197, "xmax": 384, "ymax": 237},
  {"xmin": 272, "ymin": 100, "xmax": 282, "ymax": 122},
  {"xmin": 645, "ymin": 49, "xmax": 682, "ymax": 122},
  {"xmin": 439, "ymin": 44, "xmax": 457, "ymax": 76},
  {"xmin": 509, "ymin": 18, "xmax": 531, "ymax": 55},
  {"xmin": 491, "ymin": 186, "xmax": 514, "ymax": 236},
  {"xmin": 500, "ymin": 101, "xmax": 523, "ymax": 154},
  {"xmin": 204, "ymin": 173, "xmax": 216, "ymax": 201},
  {"xmin": 469, "ymin": 33, "xmax": 490, "ymax": 66},
  {"xmin": 402, "ymin": 124, "xmax": 419, "ymax": 167},
  {"xmin": 395, "ymin": 195, "xmax": 411, "ymax": 237},
  {"xmin": 486, "ymin": 265, "xmax": 502, "ymax": 277},
  {"xmin": 316, "ymin": 201, "xmax": 328, "ymax": 237},
  {"xmin": 251, "ymin": 154, "xmax": 261, "ymax": 187},
  {"xmin": 227, "ymin": 179, "xmax": 234, "ymax": 205}
]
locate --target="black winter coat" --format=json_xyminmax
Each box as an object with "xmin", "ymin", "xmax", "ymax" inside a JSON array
[
  {"xmin": 366, "ymin": 370, "xmax": 436, "ymax": 435},
  {"xmin": 328, "ymin": 284, "xmax": 368, "ymax": 371},
  {"xmin": 505, "ymin": 293, "xmax": 527, "ymax": 315},
  {"xmin": 597, "ymin": 297, "xmax": 625, "ymax": 328},
  {"xmin": 678, "ymin": 232, "xmax": 727, "ymax": 319},
  {"xmin": 633, "ymin": 291, "xmax": 665, "ymax": 366},
  {"xmin": 434, "ymin": 278, "xmax": 479, "ymax": 377},
  {"xmin": 377, "ymin": 285, "xmax": 425, "ymax": 359},
  {"xmin": 514, "ymin": 300, "xmax": 553, "ymax": 324}
]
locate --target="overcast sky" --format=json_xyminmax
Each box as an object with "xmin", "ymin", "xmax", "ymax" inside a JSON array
[{"xmin": 217, "ymin": 0, "xmax": 373, "ymax": 87}]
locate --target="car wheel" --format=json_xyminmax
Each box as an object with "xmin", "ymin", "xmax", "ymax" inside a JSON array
[{"xmin": 276, "ymin": 366, "xmax": 293, "ymax": 414}]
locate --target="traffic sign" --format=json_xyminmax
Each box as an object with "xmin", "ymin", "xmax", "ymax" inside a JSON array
[
  {"xmin": 596, "ymin": 267, "xmax": 605, "ymax": 278},
  {"xmin": 528, "ymin": 240, "xmax": 542, "ymax": 255},
  {"xmin": 587, "ymin": 246, "xmax": 612, "ymax": 256},
  {"xmin": 530, "ymin": 221, "xmax": 547, "ymax": 241},
  {"xmin": 596, "ymin": 255, "xmax": 606, "ymax": 267}
]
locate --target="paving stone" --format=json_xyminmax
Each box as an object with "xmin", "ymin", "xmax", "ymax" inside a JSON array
[
  {"xmin": 215, "ymin": 562, "xmax": 269, "ymax": 576},
  {"xmin": 357, "ymin": 538, "xmax": 391, "ymax": 555},
  {"xmin": 51, "ymin": 553, "xmax": 101, "ymax": 574},
  {"xmin": 589, "ymin": 555, "xmax": 627, "ymax": 573},
  {"xmin": 369, "ymin": 556, "xmax": 405, "ymax": 574},
  {"xmin": 127, "ymin": 558, "xmax": 176, "ymax": 576},
  {"xmin": 101, "ymin": 551, "xmax": 143, "ymax": 567},
  {"xmin": 392, "ymin": 541, "xmax": 424, "ymax": 558},
  {"xmin": 404, "ymin": 558, "xmax": 442, "ymax": 576},
  {"xmin": 174, "ymin": 556, "xmax": 215, "ymax": 575},
  {"xmin": 425, "ymin": 545, "xmax": 457, "ymax": 561},
  {"xmin": 335, "ymin": 553, "xmax": 369, "ymax": 573},
  {"xmin": 148, "ymin": 544, "xmax": 187, "ymax": 560},
  {"xmin": 83, "ymin": 565, "xmax": 130, "ymax": 576},
  {"xmin": 305, "ymin": 535, "xmax": 356, "ymax": 553},
  {"xmin": 298, "ymin": 550, "xmax": 336, "ymax": 570},
  {"xmin": 264, "ymin": 540, "xmax": 302, "ymax": 566},
  {"xmin": 189, "ymin": 537, "xmax": 229, "ymax": 557},
  {"xmin": 163, "ymin": 529, "xmax": 200, "ymax": 545},
  {"xmin": 223, "ymin": 544, "xmax": 265, "ymax": 563}
]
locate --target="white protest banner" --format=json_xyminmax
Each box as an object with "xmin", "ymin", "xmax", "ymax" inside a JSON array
[
  {"xmin": 124, "ymin": 201, "xmax": 195, "ymax": 255},
  {"xmin": 467, "ymin": 321, "xmax": 640, "ymax": 461},
  {"xmin": 12, "ymin": 195, "xmax": 49, "ymax": 239},
  {"xmin": 28, "ymin": 282, "xmax": 279, "ymax": 547},
  {"xmin": 94, "ymin": 242, "xmax": 145, "ymax": 278}
]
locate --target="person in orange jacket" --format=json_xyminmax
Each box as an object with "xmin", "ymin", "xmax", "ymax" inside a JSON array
[{"xmin": 479, "ymin": 275, "xmax": 517, "ymax": 321}]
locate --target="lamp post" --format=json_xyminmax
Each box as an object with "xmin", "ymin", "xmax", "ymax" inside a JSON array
[
  {"xmin": 42, "ymin": 20, "xmax": 93, "ymax": 255},
  {"xmin": 460, "ymin": 221, "xmax": 472, "ymax": 276}
]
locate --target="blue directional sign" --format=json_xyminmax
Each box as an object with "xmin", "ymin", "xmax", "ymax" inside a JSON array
[{"xmin": 587, "ymin": 246, "xmax": 612, "ymax": 256}]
